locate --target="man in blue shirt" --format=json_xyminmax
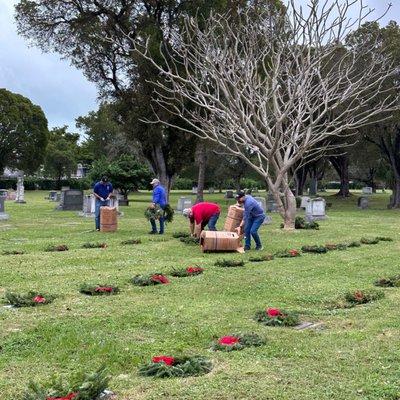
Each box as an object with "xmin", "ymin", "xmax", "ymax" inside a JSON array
[
  {"xmin": 149, "ymin": 178, "xmax": 167, "ymax": 234},
  {"xmin": 93, "ymin": 176, "xmax": 113, "ymax": 231},
  {"xmin": 236, "ymin": 191, "xmax": 265, "ymax": 251}
]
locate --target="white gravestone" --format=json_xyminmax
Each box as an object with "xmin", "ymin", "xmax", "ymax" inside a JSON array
[
  {"xmin": 305, "ymin": 197, "xmax": 327, "ymax": 221},
  {"xmin": 15, "ymin": 176, "xmax": 26, "ymax": 203},
  {"xmin": 80, "ymin": 195, "xmax": 96, "ymax": 217},
  {"xmin": 80, "ymin": 195, "xmax": 120, "ymax": 217},
  {"xmin": 208, "ymin": 187, "xmax": 215, "ymax": 194},
  {"xmin": 192, "ymin": 186, "xmax": 198, "ymax": 194},
  {"xmin": 362, "ymin": 187, "xmax": 373, "ymax": 195},
  {"xmin": 177, "ymin": 197, "xmax": 193, "ymax": 212},
  {"xmin": 300, "ymin": 196, "xmax": 310, "ymax": 209}
]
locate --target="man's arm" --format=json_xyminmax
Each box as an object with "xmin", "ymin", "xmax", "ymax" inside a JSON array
[
  {"xmin": 93, "ymin": 184, "xmax": 104, "ymax": 201},
  {"xmin": 106, "ymin": 184, "xmax": 113, "ymax": 200},
  {"xmin": 189, "ymin": 220, "xmax": 195, "ymax": 235},
  {"xmin": 152, "ymin": 187, "xmax": 161, "ymax": 205}
]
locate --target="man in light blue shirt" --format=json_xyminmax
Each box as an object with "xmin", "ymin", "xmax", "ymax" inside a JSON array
[
  {"xmin": 236, "ymin": 191, "xmax": 265, "ymax": 251},
  {"xmin": 149, "ymin": 178, "xmax": 167, "ymax": 234}
]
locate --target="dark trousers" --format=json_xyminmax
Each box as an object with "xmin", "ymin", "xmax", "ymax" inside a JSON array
[{"xmin": 150, "ymin": 206, "xmax": 165, "ymax": 234}]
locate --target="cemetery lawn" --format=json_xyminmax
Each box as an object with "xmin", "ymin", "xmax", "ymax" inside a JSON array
[{"xmin": 1, "ymin": 190, "xmax": 400, "ymax": 400}]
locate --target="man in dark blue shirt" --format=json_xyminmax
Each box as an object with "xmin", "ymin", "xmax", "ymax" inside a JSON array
[
  {"xmin": 93, "ymin": 176, "xmax": 113, "ymax": 231},
  {"xmin": 149, "ymin": 178, "xmax": 167, "ymax": 234},
  {"xmin": 236, "ymin": 191, "xmax": 265, "ymax": 251}
]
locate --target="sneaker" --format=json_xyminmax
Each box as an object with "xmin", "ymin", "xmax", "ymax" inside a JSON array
[
  {"xmin": 96, "ymin": 228, "xmax": 100, "ymax": 231},
  {"xmin": 244, "ymin": 246, "xmax": 251, "ymax": 251},
  {"xmin": 159, "ymin": 232, "xmax": 164, "ymax": 235},
  {"xmin": 148, "ymin": 231, "xmax": 157, "ymax": 235},
  {"xmin": 255, "ymin": 246, "xmax": 264, "ymax": 251}
]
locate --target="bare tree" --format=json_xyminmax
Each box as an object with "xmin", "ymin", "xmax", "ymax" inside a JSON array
[{"xmin": 130, "ymin": 0, "xmax": 397, "ymax": 229}]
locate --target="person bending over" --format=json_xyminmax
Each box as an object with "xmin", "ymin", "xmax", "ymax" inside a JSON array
[
  {"xmin": 236, "ymin": 191, "xmax": 265, "ymax": 251},
  {"xmin": 183, "ymin": 202, "xmax": 221, "ymax": 237}
]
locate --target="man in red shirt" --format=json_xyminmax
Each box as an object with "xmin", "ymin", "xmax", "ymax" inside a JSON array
[{"xmin": 183, "ymin": 202, "xmax": 221, "ymax": 237}]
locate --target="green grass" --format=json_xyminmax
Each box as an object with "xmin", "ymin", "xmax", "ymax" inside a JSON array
[{"xmin": 1, "ymin": 190, "xmax": 400, "ymax": 399}]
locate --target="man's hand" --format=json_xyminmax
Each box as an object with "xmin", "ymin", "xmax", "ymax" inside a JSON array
[
  {"xmin": 100, "ymin": 197, "xmax": 105, "ymax": 202},
  {"xmin": 149, "ymin": 203, "xmax": 156, "ymax": 209}
]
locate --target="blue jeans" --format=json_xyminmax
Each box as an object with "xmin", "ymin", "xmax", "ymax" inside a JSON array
[
  {"xmin": 244, "ymin": 214, "xmax": 265, "ymax": 249},
  {"xmin": 95, "ymin": 199, "xmax": 109, "ymax": 230},
  {"xmin": 150, "ymin": 206, "xmax": 165, "ymax": 234},
  {"xmin": 207, "ymin": 212, "xmax": 220, "ymax": 231}
]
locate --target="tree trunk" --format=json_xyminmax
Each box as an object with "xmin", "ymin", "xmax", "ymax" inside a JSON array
[
  {"xmin": 150, "ymin": 144, "xmax": 174, "ymax": 201},
  {"xmin": 330, "ymin": 155, "xmax": 350, "ymax": 197},
  {"xmin": 270, "ymin": 176, "xmax": 296, "ymax": 230},
  {"xmin": 388, "ymin": 172, "xmax": 400, "ymax": 208},
  {"xmin": 195, "ymin": 141, "xmax": 207, "ymax": 203},
  {"xmin": 57, "ymin": 174, "xmax": 62, "ymax": 190},
  {"xmin": 295, "ymin": 166, "xmax": 308, "ymax": 196}
]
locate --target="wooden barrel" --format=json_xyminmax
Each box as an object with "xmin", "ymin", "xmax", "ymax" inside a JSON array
[
  {"xmin": 200, "ymin": 231, "xmax": 243, "ymax": 253},
  {"xmin": 100, "ymin": 207, "xmax": 118, "ymax": 232},
  {"xmin": 223, "ymin": 205, "xmax": 244, "ymax": 232}
]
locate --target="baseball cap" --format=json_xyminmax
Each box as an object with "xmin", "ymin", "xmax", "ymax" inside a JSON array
[
  {"xmin": 150, "ymin": 178, "xmax": 160, "ymax": 185},
  {"xmin": 182, "ymin": 208, "xmax": 191, "ymax": 217},
  {"xmin": 235, "ymin": 190, "xmax": 246, "ymax": 199}
]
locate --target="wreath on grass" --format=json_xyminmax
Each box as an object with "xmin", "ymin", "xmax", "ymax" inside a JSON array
[
  {"xmin": 2, "ymin": 249, "xmax": 25, "ymax": 255},
  {"xmin": 121, "ymin": 239, "xmax": 142, "ymax": 245},
  {"xmin": 214, "ymin": 259, "xmax": 245, "ymax": 268},
  {"xmin": 45, "ymin": 244, "xmax": 69, "ymax": 252},
  {"xmin": 301, "ymin": 245, "xmax": 327, "ymax": 254},
  {"xmin": 170, "ymin": 266, "xmax": 204, "ymax": 277},
  {"xmin": 374, "ymin": 275, "xmax": 400, "ymax": 287},
  {"xmin": 325, "ymin": 243, "xmax": 348, "ymax": 251},
  {"xmin": 144, "ymin": 204, "xmax": 174, "ymax": 223},
  {"xmin": 79, "ymin": 284, "xmax": 119, "ymax": 296},
  {"xmin": 255, "ymin": 307, "xmax": 300, "ymax": 327},
  {"xmin": 274, "ymin": 249, "xmax": 301, "ymax": 258},
  {"xmin": 343, "ymin": 289, "xmax": 384, "ymax": 307},
  {"xmin": 375, "ymin": 236, "xmax": 393, "ymax": 242},
  {"xmin": 172, "ymin": 232, "xmax": 190, "ymax": 239},
  {"xmin": 212, "ymin": 333, "xmax": 265, "ymax": 351},
  {"xmin": 139, "ymin": 356, "xmax": 212, "ymax": 378},
  {"xmin": 360, "ymin": 237, "xmax": 379, "ymax": 245},
  {"xmin": 4, "ymin": 291, "xmax": 56, "ymax": 307},
  {"xmin": 23, "ymin": 367, "xmax": 109, "ymax": 400},
  {"xmin": 249, "ymin": 254, "xmax": 274, "ymax": 262},
  {"xmin": 81, "ymin": 243, "xmax": 107, "ymax": 249},
  {"xmin": 347, "ymin": 241, "xmax": 361, "ymax": 248},
  {"xmin": 132, "ymin": 273, "xmax": 170, "ymax": 286},
  {"xmin": 179, "ymin": 236, "xmax": 200, "ymax": 245},
  {"xmin": 280, "ymin": 217, "xmax": 319, "ymax": 230}
]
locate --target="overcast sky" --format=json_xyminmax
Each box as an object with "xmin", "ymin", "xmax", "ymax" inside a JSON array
[{"xmin": 0, "ymin": 0, "xmax": 398, "ymax": 131}]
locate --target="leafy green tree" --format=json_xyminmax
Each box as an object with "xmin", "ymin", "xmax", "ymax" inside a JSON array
[
  {"xmin": 15, "ymin": 0, "xmax": 282, "ymax": 195},
  {"xmin": 43, "ymin": 127, "xmax": 79, "ymax": 187},
  {"xmin": 76, "ymin": 103, "xmax": 136, "ymax": 164},
  {"xmin": 347, "ymin": 21, "xmax": 400, "ymax": 207},
  {"xmin": 88, "ymin": 155, "xmax": 152, "ymax": 201},
  {"xmin": 0, "ymin": 88, "xmax": 48, "ymax": 174}
]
